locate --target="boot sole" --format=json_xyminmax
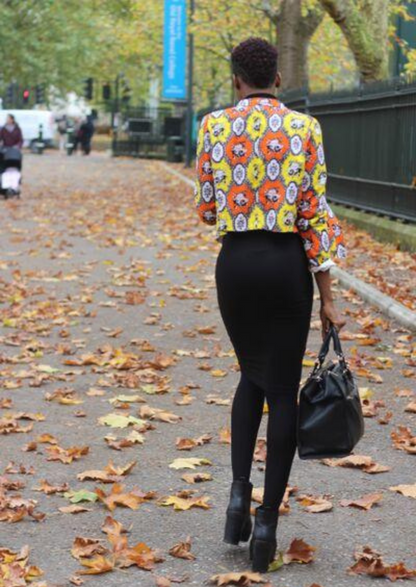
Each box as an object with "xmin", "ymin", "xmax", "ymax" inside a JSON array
[{"xmin": 223, "ymin": 512, "xmax": 252, "ymax": 545}]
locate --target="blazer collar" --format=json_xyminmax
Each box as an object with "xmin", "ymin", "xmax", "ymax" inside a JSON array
[
  {"xmin": 235, "ymin": 92, "xmax": 283, "ymax": 109},
  {"xmin": 244, "ymin": 92, "xmax": 279, "ymax": 100}
]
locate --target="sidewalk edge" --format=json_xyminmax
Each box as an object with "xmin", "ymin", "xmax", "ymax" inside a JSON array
[{"xmin": 162, "ymin": 163, "xmax": 416, "ymax": 332}]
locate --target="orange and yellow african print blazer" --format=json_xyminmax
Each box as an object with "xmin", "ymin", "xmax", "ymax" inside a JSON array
[{"xmin": 194, "ymin": 94, "xmax": 347, "ymax": 272}]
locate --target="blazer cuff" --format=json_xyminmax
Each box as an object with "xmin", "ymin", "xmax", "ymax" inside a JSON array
[{"xmin": 310, "ymin": 258, "xmax": 336, "ymax": 273}]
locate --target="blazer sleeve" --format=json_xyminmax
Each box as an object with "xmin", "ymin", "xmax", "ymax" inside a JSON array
[
  {"xmin": 295, "ymin": 116, "xmax": 347, "ymax": 272},
  {"xmin": 194, "ymin": 114, "xmax": 217, "ymax": 225}
]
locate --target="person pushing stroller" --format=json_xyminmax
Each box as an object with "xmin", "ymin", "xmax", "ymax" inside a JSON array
[{"xmin": 0, "ymin": 114, "xmax": 23, "ymax": 198}]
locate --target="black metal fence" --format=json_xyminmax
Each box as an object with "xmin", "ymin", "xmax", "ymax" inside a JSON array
[
  {"xmin": 112, "ymin": 106, "xmax": 185, "ymax": 160},
  {"xmin": 286, "ymin": 78, "xmax": 416, "ymax": 222},
  {"xmin": 198, "ymin": 76, "xmax": 416, "ymax": 223}
]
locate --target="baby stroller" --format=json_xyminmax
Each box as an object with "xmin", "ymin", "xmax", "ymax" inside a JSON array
[{"xmin": 0, "ymin": 147, "xmax": 22, "ymax": 199}]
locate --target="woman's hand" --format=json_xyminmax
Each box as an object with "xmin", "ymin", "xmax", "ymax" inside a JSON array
[{"xmin": 320, "ymin": 300, "xmax": 346, "ymax": 340}]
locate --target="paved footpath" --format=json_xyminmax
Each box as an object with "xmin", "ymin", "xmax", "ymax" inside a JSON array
[{"xmin": 0, "ymin": 152, "xmax": 414, "ymax": 587}]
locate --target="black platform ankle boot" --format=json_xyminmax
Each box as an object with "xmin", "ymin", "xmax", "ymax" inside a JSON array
[
  {"xmin": 249, "ymin": 505, "xmax": 279, "ymax": 572},
  {"xmin": 223, "ymin": 479, "xmax": 253, "ymax": 545}
]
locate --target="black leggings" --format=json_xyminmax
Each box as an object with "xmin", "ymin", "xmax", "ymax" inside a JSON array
[
  {"xmin": 231, "ymin": 371, "xmax": 298, "ymax": 509},
  {"xmin": 215, "ymin": 230, "xmax": 314, "ymax": 510}
]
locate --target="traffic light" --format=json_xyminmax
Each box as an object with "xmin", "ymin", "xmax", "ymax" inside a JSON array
[
  {"xmin": 6, "ymin": 83, "xmax": 15, "ymax": 107},
  {"xmin": 83, "ymin": 77, "xmax": 94, "ymax": 100},
  {"xmin": 22, "ymin": 89, "xmax": 30, "ymax": 105},
  {"xmin": 121, "ymin": 79, "xmax": 131, "ymax": 104},
  {"xmin": 102, "ymin": 83, "xmax": 111, "ymax": 101},
  {"xmin": 35, "ymin": 84, "xmax": 45, "ymax": 104}
]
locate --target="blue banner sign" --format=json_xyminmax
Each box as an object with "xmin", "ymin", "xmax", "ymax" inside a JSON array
[{"xmin": 163, "ymin": 0, "xmax": 187, "ymax": 100}]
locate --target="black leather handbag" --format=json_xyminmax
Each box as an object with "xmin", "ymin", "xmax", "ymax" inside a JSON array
[{"xmin": 297, "ymin": 324, "xmax": 364, "ymax": 460}]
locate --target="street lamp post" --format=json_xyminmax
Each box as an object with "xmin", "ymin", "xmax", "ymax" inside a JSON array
[{"xmin": 184, "ymin": 0, "xmax": 195, "ymax": 168}]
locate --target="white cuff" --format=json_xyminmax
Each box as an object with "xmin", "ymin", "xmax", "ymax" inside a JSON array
[{"xmin": 310, "ymin": 259, "xmax": 336, "ymax": 273}]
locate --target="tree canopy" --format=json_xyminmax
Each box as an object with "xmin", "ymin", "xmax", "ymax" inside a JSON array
[{"xmin": 0, "ymin": 0, "xmax": 414, "ymax": 108}]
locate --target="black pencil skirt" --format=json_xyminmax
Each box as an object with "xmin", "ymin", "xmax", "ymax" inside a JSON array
[{"xmin": 215, "ymin": 230, "xmax": 314, "ymax": 395}]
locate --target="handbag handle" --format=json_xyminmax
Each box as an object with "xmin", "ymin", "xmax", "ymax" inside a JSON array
[{"xmin": 313, "ymin": 324, "xmax": 348, "ymax": 372}]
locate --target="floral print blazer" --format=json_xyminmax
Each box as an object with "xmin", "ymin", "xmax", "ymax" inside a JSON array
[{"xmin": 194, "ymin": 94, "xmax": 347, "ymax": 272}]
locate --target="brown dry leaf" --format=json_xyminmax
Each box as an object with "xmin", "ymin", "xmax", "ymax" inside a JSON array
[
  {"xmin": 139, "ymin": 404, "xmax": 182, "ymax": 423},
  {"xmin": 181, "ymin": 472, "xmax": 212, "ymax": 484},
  {"xmin": 209, "ymin": 572, "xmax": 267, "ymax": 585},
  {"xmin": 211, "ymin": 369, "xmax": 227, "ymax": 378},
  {"xmin": 101, "ymin": 515, "xmax": 125, "ymax": 538},
  {"xmin": 391, "ymin": 426, "xmax": 416, "ymax": 454},
  {"xmin": 45, "ymin": 444, "xmax": 89, "ymax": 464},
  {"xmin": 282, "ymin": 538, "xmax": 316, "ymax": 564},
  {"xmin": 378, "ymin": 411, "xmax": 393, "ymax": 425},
  {"xmin": 389, "ymin": 484, "xmax": 416, "ymax": 499},
  {"xmin": 115, "ymin": 541, "xmax": 164, "ymax": 570},
  {"xmin": 176, "ymin": 434, "xmax": 211, "ymax": 450},
  {"xmin": 169, "ymin": 536, "xmax": 196, "ymax": 560},
  {"xmin": 124, "ymin": 290, "xmax": 146, "ymax": 305},
  {"xmin": 36, "ymin": 433, "xmax": 58, "ymax": 444},
  {"xmin": 22, "ymin": 441, "xmax": 37, "ymax": 452},
  {"xmin": 175, "ymin": 394, "xmax": 195, "ymax": 406},
  {"xmin": 0, "ymin": 492, "xmax": 45, "ymax": 523},
  {"xmin": 340, "ymin": 492, "xmax": 383, "ymax": 510},
  {"xmin": 296, "ymin": 494, "xmax": 333, "ymax": 513},
  {"xmin": 0, "ymin": 545, "xmax": 44, "ymax": 583},
  {"xmin": 404, "ymin": 401, "xmax": 416, "ymax": 413},
  {"xmin": 347, "ymin": 545, "xmax": 416, "ymax": 581},
  {"xmin": 254, "ymin": 438, "xmax": 267, "ymax": 463},
  {"xmin": 148, "ymin": 353, "xmax": 177, "ymax": 370},
  {"xmin": 87, "ymin": 387, "xmax": 106, "ymax": 397},
  {"xmin": 197, "ymin": 325, "xmax": 216, "ymax": 335},
  {"xmin": 95, "ymin": 483, "xmax": 152, "ymax": 511},
  {"xmin": 59, "ymin": 504, "xmax": 92, "ymax": 514},
  {"xmin": 71, "ymin": 537, "xmax": 108, "ymax": 560},
  {"xmin": 78, "ymin": 554, "xmax": 115, "ymax": 575},
  {"xmin": 155, "ymin": 577, "xmax": 171, "ymax": 587},
  {"xmin": 33, "ymin": 479, "xmax": 70, "ymax": 494},
  {"xmin": 176, "ymin": 437, "xmax": 197, "ymax": 451},
  {"xmin": 206, "ymin": 395, "xmax": 230, "ymax": 406},
  {"xmin": 321, "ymin": 454, "xmax": 390, "ymax": 473},
  {"xmin": 104, "ymin": 430, "xmax": 145, "ymax": 450},
  {"xmin": 77, "ymin": 460, "xmax": 136, "ymax": 483},
  {"xmin": 218, "ymin": 427, "xmax": 231, "ymax": 444},
  {"xmin": 99, "ymin": 515, "xmax": 164, "ymax": 570},
  {"xmin": 395, "ymin": 388, "xmax": 414, "ymax": 398}
]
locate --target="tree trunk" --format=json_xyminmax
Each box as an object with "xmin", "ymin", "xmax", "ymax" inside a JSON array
[
  {"xmin": 320, "ymin": 0, "xmax": 389, "ymax": 82},
  {"xmin": 273, "ymin": 0, "xmax": 324, "ymax": 91}
]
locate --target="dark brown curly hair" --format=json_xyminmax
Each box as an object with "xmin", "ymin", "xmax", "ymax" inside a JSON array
[{"xmin": 231, "ymin": 37, "xmax": 278, "ymax": 89}]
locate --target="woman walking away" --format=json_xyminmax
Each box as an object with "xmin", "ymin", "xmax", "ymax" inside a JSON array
[
  {"xmin": 194, "ymin": 37, "xmax": 347, "ymax": 573},
  {"xmin": 0, "ymin": 114, "xmax": 23, "ymax": 150}
]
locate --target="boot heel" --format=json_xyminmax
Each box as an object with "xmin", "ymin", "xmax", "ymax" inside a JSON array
[
  {"xmin": 223, "ymin": 511, "xmax": 251, "ymax": 545},
  {"xmin": 251, "ymin": 539, "xmax": 276, "ymax": 572},
  {"xmin": 240, "ymin": 517, "xmax": 252, "ymax": 542}
]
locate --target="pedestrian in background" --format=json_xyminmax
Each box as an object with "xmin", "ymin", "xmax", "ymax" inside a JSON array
[
  {"xmin": 0, "ymin": 114, "xmax": 23, "ymax": 150},
  {"xmin": 78, "ymin": 115, "xmax": 95, "ymax": 155},
  {"xmin": 57, "ymin": 115, "xmax": 68, "ymax": 152},
  {"xmin": 194, "ymin": 37, "xmax": 347, "ymax": 573}
]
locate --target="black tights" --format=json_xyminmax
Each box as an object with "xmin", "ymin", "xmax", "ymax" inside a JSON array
[{"xmin": 231, "ymin": 371, "xmax": 298, "ymax": 509}]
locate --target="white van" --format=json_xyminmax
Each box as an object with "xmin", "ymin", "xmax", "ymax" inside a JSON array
[{"xmin": 0, "ymin": 110, "xmax": 56, "ymax": 148}]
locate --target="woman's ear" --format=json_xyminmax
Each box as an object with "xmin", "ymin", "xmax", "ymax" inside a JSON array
[
  {"xmin": 275, "ymin": 72, "xmax": 282, "ymax": 89},
  {"xmin": 233, "ymin": 74, "xmax": 241, "ymax": 91}
]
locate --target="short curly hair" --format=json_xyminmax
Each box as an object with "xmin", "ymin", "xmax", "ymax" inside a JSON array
[{"xmin": 231, "ymin": 37, "xmax": 278, "ymax": 89}]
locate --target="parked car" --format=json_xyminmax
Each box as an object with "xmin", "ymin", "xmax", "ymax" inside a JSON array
[{"xmin": 0, "ymin": 110, "xmax": 56, "ymax": 149}]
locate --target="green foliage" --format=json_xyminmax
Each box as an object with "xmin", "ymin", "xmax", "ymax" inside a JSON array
[
  {"xmin": 0, "ymin": 0, "xmax": 414, "ymax": 106},
  {"xmin": 0, "ymin": 1, "xmax": 118, "ymax": 94}
]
